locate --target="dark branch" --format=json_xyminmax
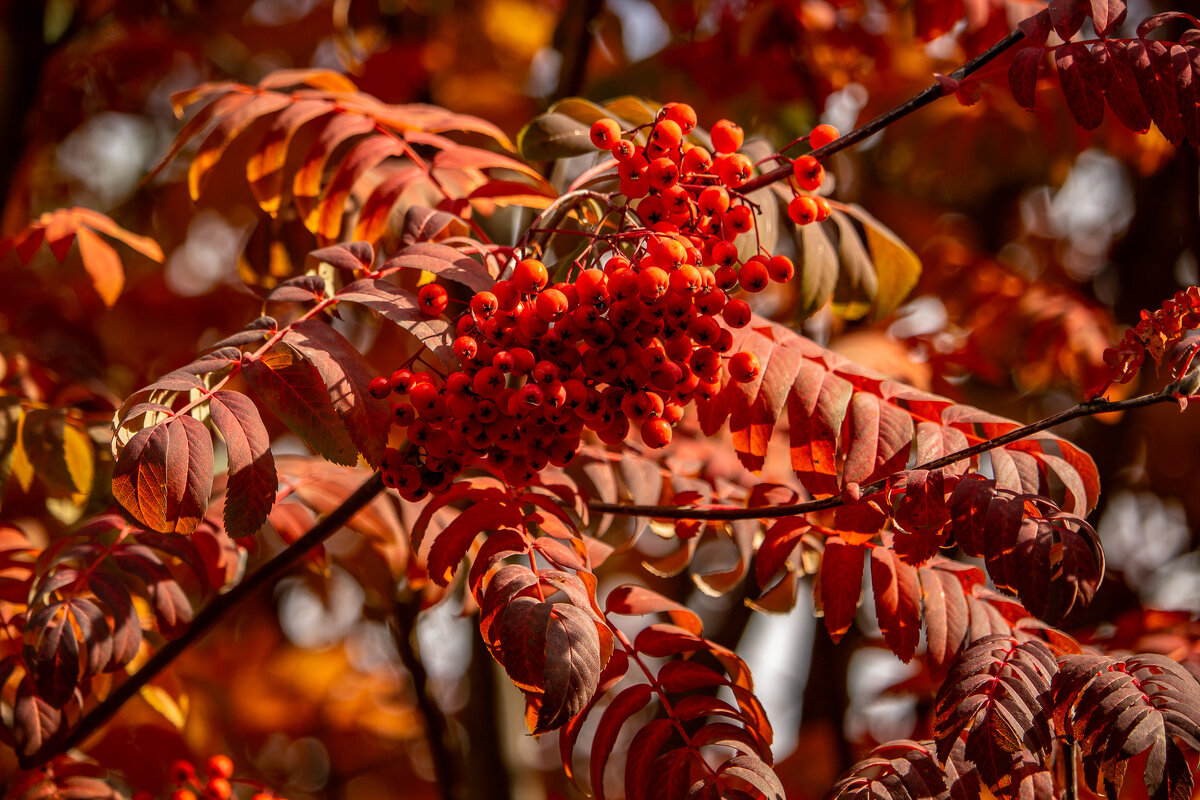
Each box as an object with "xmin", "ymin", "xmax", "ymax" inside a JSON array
[
  {"xmin": 587, "ymin": 391, "xmax": 1180, "ymax": 521},
  {"xmin": 737, "ymin": 28, "xmax": 1027, "ymax": 195},
  {"xmin": 390, "ymin": 584, "xmax": 459, "ymax": 800},
  {"xmin": 39, "ymin": 471, "xmax": 387, "ymax": 766}
]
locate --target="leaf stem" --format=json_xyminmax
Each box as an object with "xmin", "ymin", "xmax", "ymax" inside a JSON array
[
  {"xmin": 736, "ymin": 28, "xmax": 1027, "ymax": 196},
  {"xmin": 36, "ymin": 471, "xmax": 386, "ymax": 767},
  {"xmin": 587, "ymin": 391, "xmax": 1177, "ymax": 521}
]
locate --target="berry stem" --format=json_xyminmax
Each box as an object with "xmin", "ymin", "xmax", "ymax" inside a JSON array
[
  {"xmin": 36, "ymin": 471, "xmax": 387, "ymax": 768},
  {"xmin": 587, "ymin": 390, "xmax": 1177, "ymax": 521},
  {"xmin": 737, "ymin": 27, "xmax": 1027, "ymax": 196}
]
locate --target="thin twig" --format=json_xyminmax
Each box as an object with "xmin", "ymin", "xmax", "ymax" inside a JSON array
[
  {"xmin": 37, "ymin": 472, "xmax": 386, "ymax": 767},
  {"xmin": 587, "ymin": 391, "xmax": 1179, "ymax": 521},
  {"xmin": 736, "ymin": 28, "xmax": 1027, "ymax": 196}
]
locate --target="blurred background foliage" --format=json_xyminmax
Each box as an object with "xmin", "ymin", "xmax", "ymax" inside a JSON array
[{"xmin": 2, "ymin": 1, "xmax": 1200, "ymax": 798}]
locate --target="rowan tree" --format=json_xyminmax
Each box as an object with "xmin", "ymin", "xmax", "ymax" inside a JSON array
[{"xmin": 3, "ymin": 1, "xmax": 1200, "ymax": 799}]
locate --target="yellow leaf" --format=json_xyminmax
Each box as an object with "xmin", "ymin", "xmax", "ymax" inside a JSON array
[
  {"xmin": 10, "ymin": 409, "xmax": 34, "ymax": 493},
  {"xmin": 139, "ymin": 684, "xmax": 189, "ymax": 731},
  {"xmin": 62, "ymin": 419, "xmax": 94, "ymax": 500},
  {"xmin": 845, "ymin": 204, "xmax": 921, "ymax": 322}
]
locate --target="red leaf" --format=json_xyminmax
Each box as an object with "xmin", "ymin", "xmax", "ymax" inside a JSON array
[
  {"xmin": 112, "ymin": 416, "xmax": 213, "ymax": 535},
  {"xmin": 589, "ymin": 683, "xmax": 654, "ymax": 800},
  {"xmin": 1089, "ymin": 0, "xmax": 1126, "ymax": 37},
  {"xmin": 337, "ymin": 278, "xmax": 456, "ymax": 365},
  {"xmin": 1009, "ymin": 46, "xmax": 1044, "ymax": 110},
  {"xmin": 919, "ymin": 564, "xmax": 970, "ymax": 669},
  {"xmin": 755, "ymin": 517, "xmax": 813, "ymax": 587},
  {"xmin": 285, "ymin": 319, "xmax": 391, "ymax": 466},
  {"xmin": 818, "ymin": 537, "xmax": 865, "ymax": 643},
  {"xmin": 870, "ymin": 546, "xmax": 922, "ymax": 662},
  {"xmin": 312, "ymin": 135, "xmax": 406, "ymax": 239},
  {"xmin": 208, "ymin": 391, "xmax": 277, "ymax": 538},
  {"xmin": 427, "ymin": 501, "xmax": 523, "ymax": 585},
  {"xmin": 13, "ymin": 677, "xmax": 63, "ymax": 760},
  {"xmin": 241, "ymin": 343, "xmax": 359, "ymax": 466},
  {"xmin": 624, "ymin": 719, "xmax": 676, "ymax": 800},
  {"xmin": 309, "ymin": 241, "xmax": 374, "ymax": 272},
  {"xmin": 787, "ymin": 361, "xmax": 853, "ymax": 497},
  {"xmin": 1056, "ymin": 42, "xmax": 1106, "ymax": 130},
  {"xmin": 1048, "ymin": 0, "xmax": 1089, "ymax": 40},
  {"xmin": 538, "ymin": 604, "xmax": 603, "ymax": 733},
  {"xmin": 1018, "ymin": 9, "xmax": 1053, "ymax": 45},
  {"xmin": 605, "ymin": 584, "xmax": 703, "ymax": 635},
  {"xmin": 382, "ymin": 242, "xmax": 498, "ymax": 294},
  {"xmin": 265, "ymin": 275, "xmax": 326, "ymax": 303},
  {"xmin": 74, "ymin": 227, "xmax": 124, "ymax": 307}
]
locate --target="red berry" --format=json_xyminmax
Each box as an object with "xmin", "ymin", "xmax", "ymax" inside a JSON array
[
  {"xmin": 205, "ymin": 777, "xmax": 232, "ymax": 800},
  {"xmin": 767, "ymin": 254, "xmax": 795, "ymax": 282},
  {"xmin": 453, "ymin": 336, "xmax": 479, "ymax": 361},
  {"xmin": 470, "ymin": 291, "xmax": 498, "ymax": 318},
  {"xmin": 650, "ymin": 119, "xmax": 683, "ymax": 149},
  {"xmin": 611, "ymin": 140, "xmax": 635, "ymax": 161},
  {"xmin": 590, "ymin": 118, "xmax": 621, "ymax": 149},
  {"xmin": 205, "ymin": 755, "xmax": 234, "ymax": 780},
  {"xmin": 792, "ymin": 155, "xmax": 825, "ymax": 191},
  {"xmin": 369, "ymin": 376, "xmax": 391, "ymax": 399},
  {"xmin": 788, "ymin": 195, "xmax": 820, "ymax": 226},
  {"xmin": 739, "ymin": 259, "xmax": 770, "ymax": 292},
  {"xmin": 711, "ymin": 119, "xmax": 744, "ymax": 154},
  {"xmin": 716, "ymin": 153, "xmax": 753, "ymax": 188},
  {"xmin": 680, "ymin": 145, "xmax": 713, "ymax": 175},
  {"xmin": 169, "ymin": 761, "xmax": 196, "ymax": 785},
  {"xmin": 814, "ymin": 196, "xmax": 833, "ymax": 222},
  {"xmin": 722, "ymin": 299, "xmax": 752, "ymax": 327},
  {"xmin": 729, "ymin": 351, "xmax": 761, "ymax": 383},
  {"xmin": 641, "ymin": 418, "xmax": 673, "ymax": 448},
  {"xmin": 725, "ymin": 205, "xmax": 754, "ymax": 234},
  {"xmin": 809, "ymin": 123, "xmax": 840, "ymax": 149},
  {"xmin": 535, "ymin": 288, "xmax": 569, "ymax": 322},
  {"xmin": 698, "ymin": 186, "xmax": 730, "ymax": 216},
  {"xmin": 513, "ymin": 259, "xmax": 549, "ymax": 293},
  {"xmin": 664, "ymin": 102, "xmax": 697, "ymax": 134},
  {"xmin": 171, "ymin": 792, "xmax": 198, "ymax": 800},
  {"xmin": 418, "ymin": 283, "xmax": 449, "ymax": 316}
]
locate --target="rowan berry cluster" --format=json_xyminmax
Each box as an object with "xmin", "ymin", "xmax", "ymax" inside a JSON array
[
  {"xmin": 369, "ymin": 104, "xmax": 839, "ymax": 497},
  {"xmin": 131, "ymin": 755, "xmax": 286, "ymax": 800}
]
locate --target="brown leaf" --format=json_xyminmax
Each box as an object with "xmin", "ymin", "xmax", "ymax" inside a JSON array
[
  {"xmin": 208, "ymin": 391, "xmax": 277, "ymax": 537},
  {"xmin": 241, "ymin": 343, "xmax": 359, "ymax": 466},
  {"xmin": 112, "ymin": 415, "xmax": 213, "ymax": 535}
]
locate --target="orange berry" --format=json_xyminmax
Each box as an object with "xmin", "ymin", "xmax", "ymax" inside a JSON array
[
  {"xmin": 792, "ymin": 155, "xmax": 825, "ymax": 191},
  {"xmin": 664, "ymin": 102, "xmax": 697, "ymax": 134},
  {"xmin": 512, "ymin": 259, "xmax": 549, "ymax": 293},
  {"xmin": 590, "ymin": 118, "xmax": 621, "ymax": 149},
  {"xmin": 205, "ymin": 755, "xmax": 234, "ymax": 780},
  {"xmin": 640, "ymin": 418, "xmax": 673, "ymax": 448},
  {"xmin": 716, "ymin": 153, "xmax": 753, "ymax": 188},
  {"xmin": 729, "ymin": 351, "xmax": 761, "ymax": 383},
  {"xmin": 809, "ymin": 123, "xmax": 840, "ymax": 149},
  {"xmin": 417, "ymin": 283, "xmax": 448, "ymax": 316},
  {"xmin": 788, "ymin": 195, "xmax": 820, "ymax": 226},
  {"xmin": 710, "ymin": 119, "xmax": 744, "ymax": 154}
]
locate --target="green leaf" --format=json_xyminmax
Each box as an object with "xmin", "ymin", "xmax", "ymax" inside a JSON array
[
  {"xmin": 518, "ymin": 112, "xmax": 598, "ymax": 161},
  {"xmin": 843, "ymin": 204, "xmax": 922, "ymax": 321}
]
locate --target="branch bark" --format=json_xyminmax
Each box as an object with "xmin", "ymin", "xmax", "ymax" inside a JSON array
[
  {"xmin": 736, "ymin": 28, "xmax": 1027, "ymax": 196},
  {"xmin": 587, "ymin": 391, "xmax": 1182, "ymax": 521},
  {"xmin": 35, "ymin": 471, "xmax": 386, "ymax": 767}
]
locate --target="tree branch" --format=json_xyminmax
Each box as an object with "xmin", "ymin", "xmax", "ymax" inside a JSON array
[
  {"xmin": 587, "ymin": 390, "xmax": 1180, "ymax": 521},
  {"xmin": 38, "ymin": 471, "xmax": 387, "ymax": 766},
  {"xmin": 736, "ymin": 28, "xmax": 1027, "ymax": 196},
  {"xmin": 390, "ymin": 584, "xmax": 458, "ymax": 800}
]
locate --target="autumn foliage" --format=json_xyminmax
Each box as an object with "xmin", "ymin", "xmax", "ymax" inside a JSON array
[{"xmin": 6, "ymin": 1, "xmax": 1200, "ymax": 799}]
